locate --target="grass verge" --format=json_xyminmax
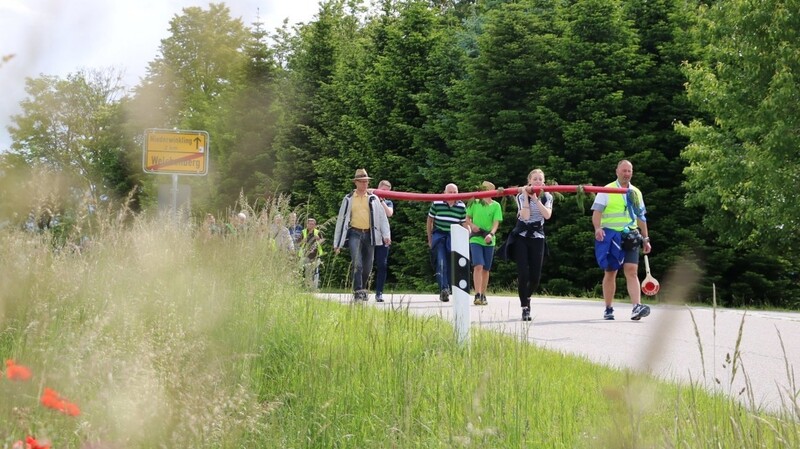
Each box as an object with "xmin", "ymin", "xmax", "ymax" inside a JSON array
[{"xmin": 1, "ymin": 218, "xmax": 797, "ymax": 448}]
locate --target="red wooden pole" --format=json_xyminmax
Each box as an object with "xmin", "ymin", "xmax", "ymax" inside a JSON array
[{"xmin": 373, "ymin": 185, "xmax": 626, "ymax": 202}]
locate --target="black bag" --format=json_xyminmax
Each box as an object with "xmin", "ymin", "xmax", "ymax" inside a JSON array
[
  {"xmin": 470, "ymin": 228, "xmax": 491, "ymax": 239},
  {"xmin": 495, "ymin": 231, "xmax": 514, "ymax": 261},
  {"xmin": 496, "ymin": 221, "xmax": 544, "ymax": 262},
  {"xmin": 622, "ymin": 229, "xmax": 643, "ymax": 251}
]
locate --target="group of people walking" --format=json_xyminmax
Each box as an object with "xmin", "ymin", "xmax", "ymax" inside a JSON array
[
  {"xmin": 333, "ymin": 160, "xmax": 651, "ymax": 322},
  {"xmin": 423, "ymin": 171, "xmax": 554, "ymax": 322}
]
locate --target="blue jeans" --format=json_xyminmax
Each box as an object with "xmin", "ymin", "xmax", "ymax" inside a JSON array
[
  {"xmin": 374, "ymin": 245, "xmax": 390, "ymax": 294},
  {"xmin": 347, "ymin": 228, "xmax": 374, "ymax": 292},
  {"xmin": 431, "ymin": 231, "xmax": 451, "ymax": 292}
]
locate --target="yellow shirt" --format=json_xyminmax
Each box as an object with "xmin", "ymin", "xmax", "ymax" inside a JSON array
[{"xmin": 350, "ymin": 191, "xmax": 370, "ymax": 229}]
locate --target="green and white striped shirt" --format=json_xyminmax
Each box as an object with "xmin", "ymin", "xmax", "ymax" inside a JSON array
[{"xmin": 428, "ymin": 200, "xmax": 467, "ymax": 232}]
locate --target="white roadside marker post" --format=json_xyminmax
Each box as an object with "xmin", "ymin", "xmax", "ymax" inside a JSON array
[{"xmin": 450, "ymin": 224, "xmax": 471, "ymax": 346}]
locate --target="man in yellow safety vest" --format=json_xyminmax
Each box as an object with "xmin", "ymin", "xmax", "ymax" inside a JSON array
[
  {"xmin": 591, "ymin": 160, "xmax": 652, "ymax": 321},
  {"xmin": 299, "ymin": 217, "xmax": 324, "ymax": 289}
]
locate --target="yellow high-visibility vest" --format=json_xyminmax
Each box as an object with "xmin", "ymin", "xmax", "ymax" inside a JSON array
[
  {"xmin": 600, "ymin": 182, "xmax": 643, "ymax": 231},
  {"xmin": 300, "ymin": 228, "xmax": 324, "ymax": 257}
]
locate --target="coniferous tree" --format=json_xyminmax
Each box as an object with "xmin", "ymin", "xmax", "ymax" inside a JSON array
[
  {"xmin": 212, "ymin": 20, "xmax": 282, "ymax": 209},
  {"xmin": 273, "ymin": 1, "xmax": 347, "ymax": 200},
  {"xmin": 452, "ymin": 0, "xmax": 562, "ymax": 188},
  {"xmin": 360, "ymin": 0, "xmax": 459, "ymax": 290},
  {"xmin": 620, "ymin": 0, "xmax": 707, "ymax": 292}
]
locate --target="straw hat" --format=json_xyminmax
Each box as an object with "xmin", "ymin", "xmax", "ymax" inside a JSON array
[{"xmin": 353, "ymin": 168, "xmax": 372, "ymax": 181}]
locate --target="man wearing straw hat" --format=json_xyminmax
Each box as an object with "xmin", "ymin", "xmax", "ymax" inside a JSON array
[{"xmin": 333, "ymin": 169, "xmax": 391, "ymax": 302}]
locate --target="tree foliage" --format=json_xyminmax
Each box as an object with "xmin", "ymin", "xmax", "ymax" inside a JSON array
[
  {"xmin": 7, "ymin": 69, "xmax": 142, "ymax": 205},
  {"xmin": 679, "ymin": 0, "xmax": 800, "ymax": 256},
  {"xmin": 4, "ymin": 0, "xmax": 798, "ymax": 304},
  {"xmin": 211, "ymin": 20, "xmax": 282, "ymax": 208},
  {"xmin": 129, "ymin": 3, "xmax": 253, "ymax": 212},
  {"xmin": 132, "ymin": 3, "xmax": 250, "ymax": 131}
]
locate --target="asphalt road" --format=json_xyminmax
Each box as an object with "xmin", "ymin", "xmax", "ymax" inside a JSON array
[{"xmin": 319, "ymin": 292, "xmax": 800, "ymax": 413}]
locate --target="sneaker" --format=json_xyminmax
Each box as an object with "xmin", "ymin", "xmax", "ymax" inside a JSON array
[
  {"xmin": 375, "ymin": 293, "xmax": 384, "ymax": 303},
  {"xmin": 474, "ymin": 293, "xmax": 482, "ymax": 305},
  {"xmin": 631, "ymin": 303, "xmax": 650, "ymax": 321},
  {"xmin": 480, "ymin": 293, "xmax": 488, "ymax": 306},
  {"xmin": 439, "ymin": 290, "xmax": 450, "ymax": 302},
  {"xmin": 604, "ymin": 307, "xmax": 615, "ymax": 320},
  {"xmin": 522, "ymin": 306, "xmax": 531, "ymax": 321}
]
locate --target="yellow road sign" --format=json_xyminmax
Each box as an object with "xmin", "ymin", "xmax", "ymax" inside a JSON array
[{"xmin": 143, "ymin": 129, "xmax": 209, "ymax": 175}]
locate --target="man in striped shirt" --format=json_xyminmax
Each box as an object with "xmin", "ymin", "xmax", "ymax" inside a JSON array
[{"xmin": 426, "ymin": 183, "xmax": 467, "ymax": 302}]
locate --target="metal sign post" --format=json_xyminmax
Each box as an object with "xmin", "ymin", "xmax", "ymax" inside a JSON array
[
  {"xmin": 143, "ymin": 128, "xmax": 209, "ymax": 217},
  {"xmin": 172, "ymin": 173, "xmax": 179, "ymax": 219}
]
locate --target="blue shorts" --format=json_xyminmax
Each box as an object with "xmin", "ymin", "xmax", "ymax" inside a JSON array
[
  {"xmin": 604, "ymin": 246, "xmax": 640, "ymax": 271},
  {"xmin": 470, "ymin": 243, "xmax": 495, "ymax": 270}
]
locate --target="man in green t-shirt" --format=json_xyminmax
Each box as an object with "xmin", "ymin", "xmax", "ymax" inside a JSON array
[{"xmin": 466, "ymin": 181, "xmax": 503, "ymax": 305}]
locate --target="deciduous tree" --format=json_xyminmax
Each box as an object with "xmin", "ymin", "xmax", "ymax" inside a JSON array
[
  {"xmin": 8, "ymin": 69, "xmax": 141, "ymax": 204},
  {"xmin": 679, "ymin": 0, "xmax": 800, "ymax": 258}
]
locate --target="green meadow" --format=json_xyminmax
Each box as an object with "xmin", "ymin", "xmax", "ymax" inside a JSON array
[{"xmin": 1, "ymin": 217, "xmax": 798, "ymax": 448}]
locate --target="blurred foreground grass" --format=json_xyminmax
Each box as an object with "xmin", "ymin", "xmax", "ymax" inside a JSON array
[{"xmin": 1, "ymin": 218, "xmax": 798, "ymax": 448}]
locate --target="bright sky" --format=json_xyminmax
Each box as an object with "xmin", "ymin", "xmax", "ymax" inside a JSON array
[{"xmin": 0, "ymin": 0, "xmax": 320, "ymax": 151}]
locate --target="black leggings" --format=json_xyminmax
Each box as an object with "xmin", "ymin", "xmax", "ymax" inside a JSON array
[{"xmin": 514, "ymin": 237, "xmax": 546, "ymax": 308}]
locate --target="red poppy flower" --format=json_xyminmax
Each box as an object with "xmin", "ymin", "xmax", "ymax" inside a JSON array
[
  {"xmin": 5, "ymin": 359, "xmax": 32, "ymax": 381},
  {"xmin": 27, "ymin": 436, "xmax": 51, "ymax": 449},
  {"xmin": 12, "ymin": 436, "xmax": 51, "ymax": 449},
  {"xmin": 41, "ymin": 387, "xmax": 81, "ymax": 416}
]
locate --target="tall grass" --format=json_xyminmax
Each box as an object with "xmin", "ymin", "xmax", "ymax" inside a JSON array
[
  {"xmin": 1, "ymin": 215, "xmax": 798, "ymax": 448},
  {"xmin": 0, "ymin": 214, "xmax": 291, "ymax": 447}
]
